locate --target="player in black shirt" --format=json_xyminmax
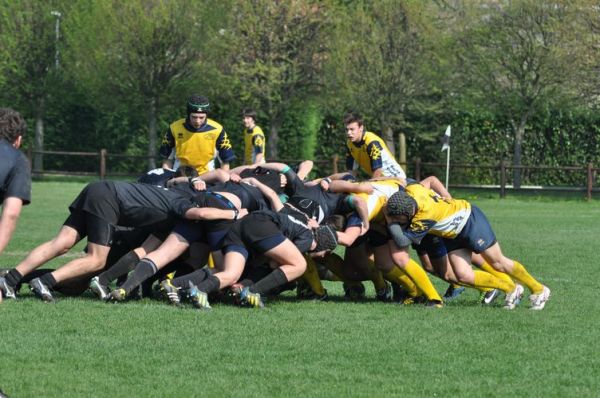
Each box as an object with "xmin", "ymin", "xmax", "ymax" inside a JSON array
[
  {"xmin": 0, "ymin": 108, "xmax": 31, "ymax": 300},
  {"xmin": 3, "ymin": 180, "xmax": 240, "ymax": 302}
]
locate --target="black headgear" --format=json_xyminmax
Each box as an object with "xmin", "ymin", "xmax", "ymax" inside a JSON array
[
  {"xmin": 313, "ymin": 225, "xmax": 338, "ymax": 252},
  {"xmin": 187, "ymin": 95, "xmax": 210, "ymax": 115},
  {"xmin": 386, "ymin": 190, "xmax": 417, "ymax": 219}
]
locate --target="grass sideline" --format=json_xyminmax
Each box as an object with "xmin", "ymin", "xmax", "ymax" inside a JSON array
[{"xmin": 1, "ymin": 181, "xmax": 599, "ymax": 397}]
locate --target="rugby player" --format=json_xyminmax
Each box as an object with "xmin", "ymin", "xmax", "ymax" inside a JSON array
[{"xmin": 385, "ymin": 182, "xmax": 551, "ymax": 310}]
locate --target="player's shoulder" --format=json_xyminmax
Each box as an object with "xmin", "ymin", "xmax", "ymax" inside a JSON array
[{"xmin": 206, "ymin": 118, "xmax": 224, "ymax": 131}]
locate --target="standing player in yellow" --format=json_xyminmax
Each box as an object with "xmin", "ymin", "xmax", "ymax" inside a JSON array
[
  {"xmin": 242, "ymin": 108, "xmax": 266, "ymax": 166},
  {"xmin": 160, "ymin": 95, "xmax": 235, "ymax": 175},
  {"xmin": 332, "ymin": 112, "xmax": 406, "ymax": 180},
  {"xmin": 385, "ymin": 183, "xmax": 551, "ymax": 310}
]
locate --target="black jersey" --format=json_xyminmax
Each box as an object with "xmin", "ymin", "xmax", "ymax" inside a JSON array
[
  {"xmin": 254, "ymin": 209, "xmax": 314, "ymax": 253},
  {"xmin": 283, "ymin": 169, "xmax": 351, "ymax": 223},
  {"xmin": 137, "ymin": 168, "xmax": 177, "ymax": 187},
  {"xmin": 209, "ymin": 181, "xmax": 268, "ymax": 211},
  {"xmin": 0, "ymin": 139, "xmax": 31, "ymax": 204}
]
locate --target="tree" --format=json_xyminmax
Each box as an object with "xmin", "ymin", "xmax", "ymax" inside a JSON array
[
  {"xmin": 65, "ymin": 0, "xmax": 224, "ymax": 168},
  {"xmin": 223, "ymin": 0, "xmax": 330, "ymax": 159},
  {"xmin": 448, "ymin": 0, "xmax": 585, "ymax": 187},
  {"xmin": 0, "ymin": 1, "xmax": 68, "ymax": 172},
  {"xmin": 325, "ymin": 1, "xmax": 438, "ymax": 156}
]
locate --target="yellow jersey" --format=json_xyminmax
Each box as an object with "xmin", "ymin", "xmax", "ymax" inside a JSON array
[
  {"xmin": 243, "ymin": 125, "xmax": 266, "ymax": 165},
  {"xmin": 346, "ymin": 131, "xmax": 406, "ymax": 179}
]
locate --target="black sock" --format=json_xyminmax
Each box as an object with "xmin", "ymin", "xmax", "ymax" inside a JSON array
[
  {"xmin": 40, "ymin": 272, "xmax": 58, "ymax": 289},
  {"xmin": 249, "ymin": 268, "xmax": 288, "ymax": 295},
  {"xmin": 120, "ymin": 259, "xmax": 158, "ymax": 295},
  {"xmin": 5, "ymin": 269, "xmax": 23, "ymax": 288},
  {"xmin": 172, "ymin": 269, "xmax": 211, "ymax": 290},
  {"xmin": 98, "ymin": 250, "xmax": 140, "ymax": 286},
  {"xmin": 195, "ymin": 274, "xmax": 221, "ymax": 295}
]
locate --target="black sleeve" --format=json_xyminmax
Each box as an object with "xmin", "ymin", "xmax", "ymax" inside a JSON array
[
  {"xmin": 5, "ymin": 154, "xmax": 31, "ymax": 205},
  {"xmin": 170, "ymin": 197, "xmax": 195, "ymax": 219},
  {"xmin": 159, "ymin": 127, "xmax": 175, "ymax": 159},
  {"xmin": 283, "ymin": 168, "xmax": 304, "ymax": 197}
]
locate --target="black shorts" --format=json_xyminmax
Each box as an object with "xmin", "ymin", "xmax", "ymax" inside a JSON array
[
  {"xmin": 69, "ymin": 181, "xmax": 120, "ymax": 225},
  {"xmin": 222, "ymin": 213, "xmax": 285, "ymax": 259},
  {"xmin": 64, "ymin": 210, "xmax": 115, "ymax": 246}
]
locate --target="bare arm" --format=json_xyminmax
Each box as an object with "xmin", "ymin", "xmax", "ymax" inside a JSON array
[
  {"xmin": 349, "ymin": 196, "xmax": 370, "ymax": 233},
  {"xmin": 0, "ymin": 197, "xmax": 24, "ymax": 256},
  {"xmin": 295, "ymin": 160, "xmax": 313, "ymax": 180},
  {"xmin": 420, "ymin": 176, "xmax": 451, "ymax": 199},
  {"xmin": 242, "ymin": 177, "xmax": 284, "ymax": 212},
  {"xmin": 184, "ymin": 207, "xmax": 248, "ymax": 221},
  {"xmin": 328, "ymin": 171, "xmax": 356, "ymax": 180}
]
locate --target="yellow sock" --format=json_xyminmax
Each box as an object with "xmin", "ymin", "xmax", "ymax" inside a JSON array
[
  {"xmin": 402, "ymin": 259, "xmax": 442, "ymax": 302},
  {"xmin": 384, "ymin": 266, "xmax": 420, "ymax": 297},
  {"xmin": 508, "ymin": 260, "xmax": 544, "ymax": 294},
  {"xmin": 478, "ymin": 261, "xmax": 515, "ymax": 288},
  {"xmin": 301, "ymin": 256, "xmax": 326, "ymax": 296},
  {"xmin": 366, "ymin": 260, "xmax": 387, "ymax": 291},
  {"xmin": 473, "ymin": 270, "xmax": 514, "ymax": 293},
  {"xmin": 207, "ymin": 253, "xmax": 215, "ymax": 269}
]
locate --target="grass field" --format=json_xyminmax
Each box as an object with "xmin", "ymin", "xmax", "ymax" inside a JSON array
[{"xmin": 1, "ymin": 181, "xmax": 599, "ymax": 397}]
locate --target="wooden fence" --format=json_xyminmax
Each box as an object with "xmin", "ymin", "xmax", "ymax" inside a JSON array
[{"xmin": 26, "ymin": 149, "xmax": 598, "ymax": 199}]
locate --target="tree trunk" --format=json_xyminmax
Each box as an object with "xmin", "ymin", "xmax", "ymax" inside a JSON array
[
  {"xmin": 33, "ymin": 97, "xmax": 45, "ymax": 174},
  {"xmin": 147, "ymin": 97, "xmax": 157, "ymax": 170},
  {"xmin": 512, "ymin": 111, "xmax": 530, "ymax": 189},
  {"xmin": 382, "ymin": 124, "xmax": 395, "ymax": 155},
  {"xmin": 268, "ymin": 117, "xmax": 280, "ymax": 160}
]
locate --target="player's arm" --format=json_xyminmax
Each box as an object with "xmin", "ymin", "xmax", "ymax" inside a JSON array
[
  {"xmin": 251, "ymin": 134, "xmax": 265, "ymax": 165},
  {"xmin": 366, "ymin": 141, "xmax": 384, "ymax": 178},
  {"xmin": 159, "ymin": 127, "xmax": 175, "ymax": 169},
  {"xmin": 241, "ymin": 176, "xmax": 284, "ymax": 212},
  {"xmin": 296, "ymin": 160, "xmax": 313, "ymax": 180},
  {"xmin": 347, "ymin": 195, "xmax": 369, "ymax": 233},
  {"xmin": 184, "ymin": 206, "xmax": 248, "ymax": 221},
  {"xmin": 216, "ymin": 130, "xmax": 235, "ymax": 171},
  {"xmin": 0, "ymin": 197, "xmax": 24, "ymax": 256},
  {"xmin": 420, "ymin": 176, "xmax": 451, "ymax": 199}
]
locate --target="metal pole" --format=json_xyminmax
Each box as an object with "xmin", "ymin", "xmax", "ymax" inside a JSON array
[
  {"xmin": 51, "ymin": 11, "xmax": 61, "ymax": 69},
  {"xmin": 445, "ymin": 147, "xmax": 450, "ymax": 189}
]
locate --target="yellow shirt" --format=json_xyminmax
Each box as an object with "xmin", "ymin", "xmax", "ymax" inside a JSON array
[
  {"xmin": 243, "ymin": 125, "xmax": 266, "ymax": 165},
  {"xmin": 346, "ymin": 131, "xmax": 406, "ymax": 178}
]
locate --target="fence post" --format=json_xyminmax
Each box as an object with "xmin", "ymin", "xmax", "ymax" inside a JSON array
[
  {"xmin": 99, "ymin": 149, "xmax": 107, "ymax": 179},
  {"xmin": 414, "ymin": 158, "xmax": 421, "ymax": 181},
  {"xmin": 332, "ymin": 154, "xmax": 339, "ymax": 175},
  {"xmin": 500, "ymin": 160, "xmax": 506, "ymax": 199},
  {"xmin": 587, "ymin": 162, "xmax": 593, "ymax": 201}
]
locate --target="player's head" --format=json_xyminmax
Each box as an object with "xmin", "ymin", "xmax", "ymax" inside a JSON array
[
  {"xmin": 186, "ymin": 95, "xmax": 210, "ymax": 128},
  {"xmin": 311, "ymin": 225, "xmax": 338, "ymax": 257},
  {"xmin": 175, "ymin": 165, "xmax": 198, "ymax": 178},
  {"xmin": 242, "ymin": 108, "xmax": 257, "ymax": 129},
  {"xmin": 386, "ymin": 190, "xmax": 417, "ymax": 226},
  {"xmin": 0, "ymin": 108, "xmax": 27, "ymax": 147},
  {"xmin": 343, "ymin": 111, "xmax": 364, "ymax": 143}
]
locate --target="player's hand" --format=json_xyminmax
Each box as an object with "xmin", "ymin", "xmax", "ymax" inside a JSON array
[
  {"xmin": 359, "ymin": 221, "xmax": 369, "ymax": 236},
  {"xmin": 307, "ymin": 218, "xmax": 319, "ymax": 229},
  {"xmin": 230, "ymin": 173, "xmax": 241, "ymax": 183},
  {"xmin": 237, "ymin": 208, "xmax": 249, "ymax": 219},
  {"xmin": 192, "ymin": 179, "xmax": 206, "ymax": 191}
]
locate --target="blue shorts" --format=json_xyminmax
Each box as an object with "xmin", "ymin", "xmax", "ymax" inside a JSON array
[
  {"xmin": 443, "ymin": 205, "xmax": 497, "ymax": 254},
  {"xmin": 413, "ymin": 235, "xmax": 447, "ymax": 259}
]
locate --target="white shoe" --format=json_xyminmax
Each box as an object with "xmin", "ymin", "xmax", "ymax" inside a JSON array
[
  {"xmin": 529, "ymin": 286, "xmax": 551, "ymax": 310},
  {"xmin": 503, "ymin": 284, "xmax": 524, "ymax": 310}
]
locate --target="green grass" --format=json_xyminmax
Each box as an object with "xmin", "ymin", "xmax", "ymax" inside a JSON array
[{"xmin": 1, "ymin": 181, "xmax": 599, "ymax": 397}]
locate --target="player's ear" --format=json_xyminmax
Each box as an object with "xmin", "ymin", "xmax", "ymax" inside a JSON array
[{"xmin": 14, "ymin": 135, "xmax": 22, "ymax": 149}]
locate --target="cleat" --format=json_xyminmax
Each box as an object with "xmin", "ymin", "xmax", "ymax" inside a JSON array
[
  {"xmin": 443, "ymin": 285, "xmax": 466, "ymax": 301},
  {"xmin": 0, "ymin": 276, "xmax": 17, "ymax": 300},
  {"xmin": 481, "ymin": 288, "xmax": 502, "ymax": 305},
  {"xmin": 89, "ymin": 276, "xmax": 110, "ymax": 301},
  {"xmin": 529, "ymin": 286, "xmax": 551, "ymax": 310},
  {"xmin": 296, "ymin": 281, "xmax": 328, "ymax": 301},
  {"xmin": 30, "ymin": 278, "xmax": 55, "ymax": 302},
  {"xmin": 108, "ymin": 288, "xmax": 127, "ymax": 302},
  {"xmin": 391, "ymin": 282, "xmax": 410, "ymax": 303},
  {"xmin": 425, "ymin": 299, "xmax": 444, "ymax": 309},
  {"xmin": 239, "ymin": 287, "xmax": 264, "ymax": 308},
  {"xmin": 188, "ymin": 283, "xmax": 211, "ymax": 310},
  {"xmin": 375, "ymin": 281, "xmax": 393, "ymax": 302},
  {"xmin": 343, "ymin": 282, "xmax": 366, "ymax": 301},
  {"xmin": 159, "ymin": 279, "xmax": 181, "ymax": 306},
  {"xmin": 503, "ymin": 284, "xmax": 524, "ymax": 310}
]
